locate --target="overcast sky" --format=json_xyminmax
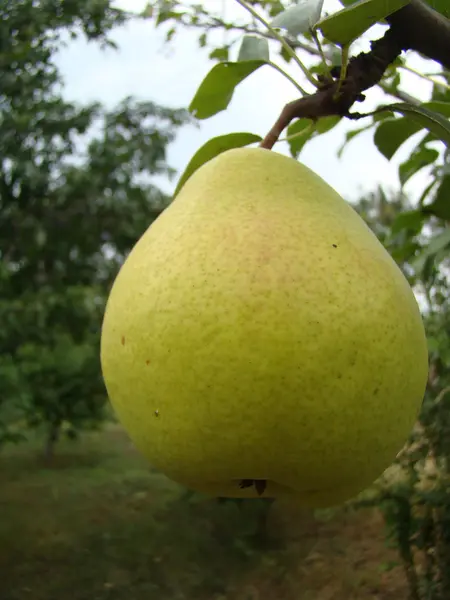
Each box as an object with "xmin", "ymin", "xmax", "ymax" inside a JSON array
[{"xmin": 54, "ymin": 0, "xmax": 434, "ymax": 202}]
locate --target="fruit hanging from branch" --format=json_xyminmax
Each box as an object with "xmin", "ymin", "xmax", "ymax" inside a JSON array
[{"xmin": 100, "ymin": 147, "xmax": 428, "ymax": 509}]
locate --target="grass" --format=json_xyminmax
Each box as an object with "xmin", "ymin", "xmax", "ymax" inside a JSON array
[{"xmin": 0, "ymin": 425, "xmax": 409, "ymax": 600}]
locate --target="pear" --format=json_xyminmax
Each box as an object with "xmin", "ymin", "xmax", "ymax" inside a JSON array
[{"xmin": 100, "ymin": 147, "xmax": 428, "ymax": 508}]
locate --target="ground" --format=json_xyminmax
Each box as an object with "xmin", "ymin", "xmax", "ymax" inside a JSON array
[{"xmin": 0, "ymin": 425, "xmax": 408, "ymax": 600}]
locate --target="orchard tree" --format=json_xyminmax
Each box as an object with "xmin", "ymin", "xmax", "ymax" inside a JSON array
[
  {"xmin": 0, "ymin": 0, "xmax": 192, "ymax": 456},
  {"xmin": 141, "ymin": 2, "xmax": 450, "ymax": 597}
]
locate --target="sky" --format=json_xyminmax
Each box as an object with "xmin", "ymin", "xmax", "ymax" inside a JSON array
[{"xmin": 54, "ymin": 0, "xmax": 435, "ymax": 202}]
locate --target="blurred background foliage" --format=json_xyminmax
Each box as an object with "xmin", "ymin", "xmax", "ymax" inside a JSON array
[{"xmin": 0, "ymin": 0, "xmax": 192, "ymax": 456}]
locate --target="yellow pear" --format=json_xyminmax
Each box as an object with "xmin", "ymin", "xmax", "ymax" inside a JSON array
[{"xmin": 100, "ymin": 147, "xmax": 428, "ymax": 508}]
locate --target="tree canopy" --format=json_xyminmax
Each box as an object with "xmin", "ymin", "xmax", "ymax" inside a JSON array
[{"xmin": 0, "ymin": 0, "xmax": 192, "ymax": 453}]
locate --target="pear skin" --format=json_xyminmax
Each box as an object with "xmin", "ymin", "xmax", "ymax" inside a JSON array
[{"xmin": 100, "ymin": 147, "xmax": 428, "ymax": 508}]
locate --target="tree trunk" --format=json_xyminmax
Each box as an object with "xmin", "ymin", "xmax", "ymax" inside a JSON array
[{"xmin": 44, "ymin": 422, "xmax": 61, "ymax": 463}]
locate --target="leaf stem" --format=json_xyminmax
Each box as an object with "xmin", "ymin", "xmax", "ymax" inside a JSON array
[
  {"xmin": 234, "ymin": 0, "xmax": 320, "ymax": 90},
  {"xmin": 277, "ymin": 122, "xmax": 315, "ymax": 143},
  {"xmin": 334, "ymin": 44, "xmax": 349, "ymax": 99},
  {"xmin": 310, "ymin": 27, "xmax": 332, "ymax": 82},
  {"xmin": 399, "ymin": 64, "xmax": 450, "ymax": 92},
  {"xmin": 268, "ymin": 61, "xmax": 308, "ymax": 95}
]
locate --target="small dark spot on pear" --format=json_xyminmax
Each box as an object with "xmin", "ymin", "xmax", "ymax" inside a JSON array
[
  {"xmin": 332, "ymin": 244, "xmax": 337, "ymax": 248},
  {"xmin": 373, "ymin": 387, "xmax": 379, "ymax": 395},
  {"xmin": 154, "ymin": 410, "xmax": 160, "ymax": 417},
  {"xmin": 121, "ymin": 336, "xmax": 125, "ymax": 346},
  {"xmin": 239, "ymin": 479, "xmax": 254, "ymax": 490},
  {"xmin": 238, "ymin": 479, "xmax": 267, "ymax": 496},
  {"xmin": 255, "ymin": 480, "xmax": 267, "ymax": 496},
  {"xmin": 146, "ymin": 359, "xmax": 151, "ymax": 365}
]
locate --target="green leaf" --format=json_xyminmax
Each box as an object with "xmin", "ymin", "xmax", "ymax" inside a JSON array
[
  {"xmin": 425, "ymin": 0, "xmax": 450, "ymax": 18},
  {"xmin": 189, "ymin": 61, "xmax": 266, "ymax": 119},
  {"xmin": 271, "ymin": 0, "xmax": 324, "ymax": 36},
  {"xmin": 372, "ymin": 109, "xmax": 394, "ymax": 122},
  {"xmin": 391, "ymin": 210, "xmax": 426, "ymax": 235},
  {"xmin": 391, "ymin": 103, "xmax": 450, "ymax": 147},
  {"xmin": 209, "ymin": 47, "xmax": 229, "ymax": 62},
  {"xmin": 411, "ymin": 229, "xmax": 450, "ymax": 272},
  {"xmin": 280, "ymin": 45, "xmax": 293, "ymax": 62},
  {"xmin": 374, "ymin": 118, "xmax": 420, "ymax": 160},
  {"xmin": 422, "ymin": 176, "xmax": 450, "ymax": 220},
  {"xmin": 418, "ymin": 180, "xmax": 438, "ymax": 207},
  {"xmin": 316, "ymin": 0, "xmax": 410, "ymax": 47},
  {"xmin": 173, "ymin": 132, "xmax": 262, "ymax": 197},
  {"xmin": 286, "ymin": 116, "xmax": 340, "ymax": 158},
  {"xmin": 156, "ymin": 9, "xmax": 183, "ymax": 26},
  {"xmin": 286, "ymin": 120, "xmax": 315, "ymax": 158},
  {"xmin": 377, "ymin": 102, "xmax": 450, "ymax": 151},
  {"xmin": 399, "ymin": 146, "xmax": 439, "ymax": 185},
  {"xmin": 374, "ymin": 102, "xmax": 450, "ymax": 159},
  {"xmin": 268, "ymin": 1, "xmax": 286, "ymax": 17},
  {"xmin": 316, "ymin": 115, "xmax": 341, "ymax": 133},
  {"xmin": 237, "ymin": 35, "xmax": 270, "ymax": 62}
]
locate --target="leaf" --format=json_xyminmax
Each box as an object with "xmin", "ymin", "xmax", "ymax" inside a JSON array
[
  {"xmin": 209, "ymin": 47, "xmax": 229, "ymax": 62},
  {"xmin": 376, "ymin": 102, "xmax": 450, "ymax": 151},
  {"xmin": 271, "ymin": 0, "xmax": 325, "ymax": 36},
  {"xmin": 411, "ymin": 229, "xmax": 450, "ymax": 272},
  {"xmin": 280, "ymin": 45, "xmax": 293, "ymax": 62},
  {"xmin": 399, "ymin": 146, "xmax": 439, "ymax": 185},
  {"xmin": 286, "ymin": 116, "xmax": 340, "ymax": 158},
  {"xmin": 268, "ymin": 1, "xmax": 286, "ymax": 17},
  {"xmin": 155, "ymin": 8, "xmax": 183, "ymax": 26},
  {"xmin": 431, "ymin": 78, "xmax": 450, "ymax": 104},
  {"xmin": 422, "ymin": 176, "xmax": 450, "ymax": 220},
  {"xmin": 173, "ymin": 132, "xmax": 262, "ymax": 197},
  {"xmin": 189, "ymin": 61, "xmax": 266, "ymax": 120},
  {"xmin": 374, "ymin": 118, "xmax": 421, "ymax": 160},
  {"xmin": 374, "ymin": 102, "xmax": 450, "ymax": 159},
  {"xmin": 391, "ymin": 210, "xmax": 426, "ymax": 235},
  {"xmin": 286, "ymin": 120, "xmax": 315, "ymax": 157},
  {"xmin": 372, "ymin": 110, "xmax": 394, "ymax": 122},
  {"xmin": 425, "ymin": 0, "xmax": 450, "ymax": 18},
  {"xmin": 316, "ymin": 0, "xmax": 411, "ymax": 47},
  {"xmin": 237, "ymin": 36, "xmax": 270, "ymax": 62},
  {"xmin": 315, "ymin": 115, "xmax": 341, "ymax": 133},
  {"xmin": 391, "ymin": 103, "xmax": 450, "ymax": 147}
]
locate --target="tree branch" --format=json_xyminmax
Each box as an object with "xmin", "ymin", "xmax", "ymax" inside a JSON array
[
  {"xmin": 261, "ymin": 0, "xmax": 450, "ymax": 149},
  {"xmin": 156, "ymin": 3, "xmax": 431, "ymax": 108},
  {"xmin": 385, "ymin": 0, "xmax": 450, "ymax": 71},
  {"xmin": 261, "ymin": 27, "xmax": 404, "ymax": 148}
]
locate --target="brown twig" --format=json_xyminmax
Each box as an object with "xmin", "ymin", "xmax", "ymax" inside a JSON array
[
  {"xmin": 386, "ymin": 0, "xmax": 450, "ymax": 71},
  {"xmin": 261, "ymin": 28, "xmax": 403, "ymax": 149},
  {"xmin": 261, "ymin": 0, "xmax": 450, "ymax": 149}
]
